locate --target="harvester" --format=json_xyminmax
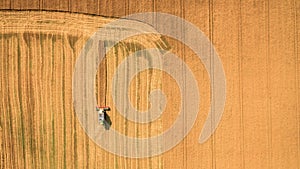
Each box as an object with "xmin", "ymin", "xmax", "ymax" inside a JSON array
[{"xmin": 96, "ymin": 106, "xmax": 112, "ymax": 130}]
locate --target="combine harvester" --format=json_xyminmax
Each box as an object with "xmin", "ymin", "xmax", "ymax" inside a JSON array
[{"xmin": 96, "ymin": 106, "xmax": 112, "ymax": 130}]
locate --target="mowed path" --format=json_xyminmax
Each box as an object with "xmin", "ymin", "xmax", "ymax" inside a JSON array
[{"xmin": 0, "ymin": 0, "xmax": 299, "ymax": 169}]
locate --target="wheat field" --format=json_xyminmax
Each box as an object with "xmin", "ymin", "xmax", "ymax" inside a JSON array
[{"xmin": 0, "ymin": 0, "xmax": 299, "ymax": 169}]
